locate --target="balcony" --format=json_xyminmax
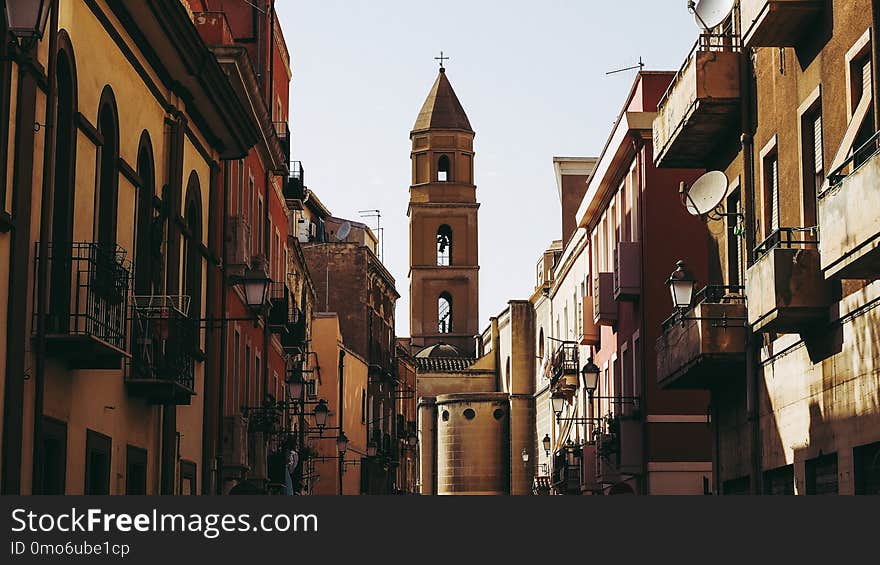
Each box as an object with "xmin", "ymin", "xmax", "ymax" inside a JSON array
[
  {"xmin": 656, "ymin": 286, "xmax": 747, "ymax": 390},
  {"xmin": 747, "ymin": 228, "xmax": 830, "ymax": 334},
  {"xmin": 550, "ymin": 343, "xmax": 579, "ymax": 394},
  {"xmin": 819, "ymin": 133, "xmax": 880, "ymax": 280},
  {"xmin": 653, "ymin": 33, "xmax": 741, "ymax": 169},
  {"xmin": 274, "ymin": 121, "xmax": 290, "ymax": 163},
  {"xmin": 614, "ymin": 242, "xmax": 641, "ymax": 301},
  {"xmin": 192, "ymin": 11, "xmax": 235, "ymax": 45},
  {"xmin": 268, "ymin": 282, "xmax": 297, "ymax": 334},
  {"xmin": 369, "ymin": 342, "xmax": 394, "ymax": 380},
  {"xmin": 36, "ymin": 242, "xmax": 130, "ymax": 369},
  {"xmin": 127, "ymin": 299, "xmax": 196, "ymax": 405},
  {"xmin": 225, "ymin": 215, "xmax": 251, "ymax": 273},
  {"xmin": 280, "ymin": 305, "xmax": 307, "ymax": 352},
  {"xmin": 593, "ymin": 273, "xmax": 617, "ymax": 326},
  {"xmin": 285, "ymin": 161, "xmax": 305, "ymax": 201},
  {"xmin": 580, "ymin": 301, "xmax": 600, "ymax": 347},
  {"xmin": 740, "ymin": 0, "xmax": 824, "ymax": 48}
]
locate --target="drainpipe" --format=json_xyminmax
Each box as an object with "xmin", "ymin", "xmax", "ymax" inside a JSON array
[
  {"xmin": 635, "ymin": 134, "xmax": 649, "ymax": 496},
  {"xmin": 738, "ymin": 15, "xmax": 762, "ymax": 495},
  {"xmin": 873, "ymin": 0, "xmax": 880, "ymax": 132},
  {"xmin": 338, "ymin": 349, "xmax": 345, "ymax": 496},
  {"xmin": 32, "ymin": 0, "xmax": 60, "ymax": 495}
]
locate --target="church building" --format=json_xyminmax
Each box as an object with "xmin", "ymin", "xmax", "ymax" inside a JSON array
[{"xmin": 407, "ymin": 63, "xmax": 535, "ymax": 495}]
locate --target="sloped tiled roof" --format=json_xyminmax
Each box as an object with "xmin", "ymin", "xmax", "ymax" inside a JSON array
[
  {"xmin": 415, "ymin": 356, "xmax": 478, "ymax": 373},
  {"xmin": 412, "ymin": 69, "xmax": 473, "ymax": 133}
]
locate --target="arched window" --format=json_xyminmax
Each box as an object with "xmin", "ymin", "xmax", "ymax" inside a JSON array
[
  {"xmin": 438, "ymin": 155, "xmax": 451, "ymax": 182},
  {"xmin": 183, "ymin": 172, "xmax": 203, "ymax": 331},
  {"xmin": 48, "ymin": 37, "xmax": 77, "ymax": 332},
  {"xmin": 96, "ymin": 87, "xmax": 119, "ymax": 253},
  {"xmin": 438, "ymin": 292, "xmax": 453, "ymax": 334},
  {"xmin": 538, "ymin": 327, "xmax": 545, "ymax": 359},
  {"xmin": 134, "ymin": 131, "xmax": 155, "ymax": 296},
  {"xmin": 505, "ymin": 357, "xmax": 511, "ymax": 392},
  {"xmin": 437, "ymin": 224, "xmax": 452, "ymax": 266}
]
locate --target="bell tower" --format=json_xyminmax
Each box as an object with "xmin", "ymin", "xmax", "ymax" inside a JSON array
[{"xmin": 408, "ymin": 66, "xmax": 479, "ymax": 357}]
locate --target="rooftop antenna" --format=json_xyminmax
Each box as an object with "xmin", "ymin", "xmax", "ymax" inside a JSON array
[
  {"xmin": 606, "ymin": 57, "xmax": 645, "ymax": 76},
  {"xmin": 358, "ymin": 209, "xmax": 384, "ymax": 262}
]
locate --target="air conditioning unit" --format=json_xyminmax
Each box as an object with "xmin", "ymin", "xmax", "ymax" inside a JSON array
[
  {"xmin": 614, "ymin": 242, "xmax": 641, "ymax": 301},
  {"xmin": 222, "ymin": 416, "xmax": 248, "ymax": 470},
  {"xmin": 226, "ymin": 215, "xmax": 251, "ymax": 272}
]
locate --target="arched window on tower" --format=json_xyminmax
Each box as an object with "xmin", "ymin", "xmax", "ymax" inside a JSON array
[
  {"xmin": 438, "ymin": 155, "xmax": 451, "ymax": 182},
  {"xmin": 438, "ymin": 292, "xmax": 453, "ymax": 334},
  {"xmin": 437, "ymin": 224, "xmax": 452, "ymax": 266}
]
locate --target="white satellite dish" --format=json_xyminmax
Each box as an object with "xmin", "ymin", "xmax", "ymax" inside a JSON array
[
  {"xmin": 683, "ymin": 171, "xmax": 729, "ymax": 216},
  {"xmin": 691, "ymin": 0, "xmax": 735, "ymax": 30},
  {"xmin": 335, "ymin": 221, "xmax": 352, "ymax": 241}
]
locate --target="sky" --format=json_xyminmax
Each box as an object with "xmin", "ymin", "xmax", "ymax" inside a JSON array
[{"xmin": 275, "ymin": 0, "xmax": 703, "ymax": 336}]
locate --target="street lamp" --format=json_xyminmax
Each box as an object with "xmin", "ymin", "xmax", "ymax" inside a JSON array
[
  {"xmin": 4, "ymin": 0, "xmax": 51, "ymax": 39},
  {"xmin": 313, "ymin": 399, "xmax": 329, "ymax": 430},
  {"xmin": 366, "ymin": 441, "xmax": 378, "ymax": 458},
  {"xmin": 551, "ymin": 392, "xmax": 566, "ymax": 416},
  {"xmin": 666, "ymin": 260, "xmax": 696, "ymax": 310},
  {"xmin": 581, "ymin": 358, "xmax": 600, "ymax": 398},
  {"xmin": 336, "ymin": 432, "xmax": 349, "ymax": 456},
  {"xmin": 406, "ymin": 432, "xmax": 418, "ymax": 448},
  {"xmin": 233, "ymin": 266, "xmax": 271, "ymax": 315},
  {"xmin": 521, "ymin": 448, "xmax": 529, "ymax": 463},
  {"xmin": 285, "ymin": 367, "xmax": 304, "ymax": 400},
  {"xmin": 542, "ymin": 434, "xmax": 551, "ymax": 457}
]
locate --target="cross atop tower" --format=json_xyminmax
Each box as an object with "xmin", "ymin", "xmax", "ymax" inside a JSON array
[{"xmin": 435, "ymin": 51, "xmax": 449, "ymax": 71}]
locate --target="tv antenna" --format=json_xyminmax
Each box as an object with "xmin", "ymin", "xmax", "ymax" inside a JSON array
[
  {"xmin": 606, "ymin": 57, "xmax": 645, "ymax": 76},
  {"xmin": 687, "ymin": 0, "xmax": 735, "ymax": 31},
  {"xmin": 358, "ymin": 209, "xmax": 384, "ymax": 262}
]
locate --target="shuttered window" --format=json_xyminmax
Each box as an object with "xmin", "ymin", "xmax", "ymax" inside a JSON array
[
  {"xmin": 862, "ymin": 57, "xmax": 872, "ymax": 98},
  {"xmin": 763, "ymin": 465, "xmax": 794, "ymax": 495},
  {"xmin": 764, "ymin": 152, "xmax": 780, "ymax": 236}
]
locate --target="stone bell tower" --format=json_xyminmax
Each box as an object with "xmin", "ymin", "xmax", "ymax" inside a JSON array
[{"xmin": 408, "ymin": 66, "xmax": 480, "ymax": 357}]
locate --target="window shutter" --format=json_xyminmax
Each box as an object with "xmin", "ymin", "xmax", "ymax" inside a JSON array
[
  {"xmin": 813, "ymin": 114, "xmax": 824, "ymax": 174},
  {"xmin": 863, "ymin": 57, "xmax": 873, "ymax": 97},
  {"xmin": 771, "ymin": 158, "xmax": 780, "ymax": 232}
]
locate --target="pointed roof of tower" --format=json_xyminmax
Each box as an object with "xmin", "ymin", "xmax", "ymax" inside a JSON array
[{"xmin": 412, "ymin": 69, "xmax": 473, "ymax": 134}]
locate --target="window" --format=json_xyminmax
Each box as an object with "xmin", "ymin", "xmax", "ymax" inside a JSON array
[
  {"xmin": 438, "ymin": 155, "xmax": 451, "ymax": 182},
  {"xmin": 96, "ymin": 88, "xmax": 119, "ymax": 253},
  {"xmin": 85, "ymin": 430, "xmax": 112, "ymax": 495},
  {"xmin": 763, "ymin": 148, "xmax": 780, "ymax": 238},
  {"xmin": 438, "ymin": 292, "xmax": 453, "ymax": 334},
  {"xmin": 244, "ymin": 344, "xmax": 251, "ymax": 408},
  {"xmin": 233, "ymin": 331, "xmax": 241, "ymax": 411},
  {"xmin": 763, "ymin": 465, "xmax": 794, "ymax": 495},
  {"xmin": 630, "ymin": 164, "xmax": 639, "ymax": 242},
  {"xmin": 49, "ymin": 46, "xmax": 77, "ymax": 332},
  {"xmin": 538, "ymin": 327, "xmax": 544, "ymax": 359},
  {"xmin": 256, "ymin": 196, "xmax": 263, "ymax": 255},
  {"xmin": 134, "ymin": 133, "xmax": 155, "ymax": 296},
  {"xmin": 726, "ymin": 185, "xmax": 744, "ymax": 287},
  {"xmin": 854, "ymin": 441, "xmax": 880, "ymax": 495},
  {"xmin": 805, "ymin": 453, "xmax": 838, "ymax": 495},
  {"xmin": 361, "ymin": 389, "xmax": 366, "ymax": 425},
  {"xmin": 852, "ymin": 51, "xmax": 876, "ymax": 168},
  {"xmin": 180, "ymin": 460, "xmax": 197, "ymax": 495},
  {"xmin": 183, "ymin": 174, "xmax": 202, "ymax": 348},
  {"xmin": 38, "ymin": 417, "xmax": 67, "ymax": 495},
  {"xmin": 237, "ymin": 160, "xmax": 244, "ymax": 215},
  {"xmin": 801, "ymin": 100, "xmax": 823, "ymax": 227},
  {"xmin": 437, "ymin": 225, "xmax": 452, "ymax": 266},
  {"xmin": 125, "ymin": 446, "xmax": 148, "ymax": 495},
  {"xmin": 621, "ymin": 344, "xmax": 633, "ymax": 417},
  {"xmin": 255, "ymin": 354, "xmax": 262, "ymax": 402}
]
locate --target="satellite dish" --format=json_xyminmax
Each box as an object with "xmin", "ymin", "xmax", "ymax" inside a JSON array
[
  {"xmin": 691, "ymin": 0, "xmax": 734, "ymax": 30},
  {"xmin": 335, "ymin": 221, "xmax": 352, "ymax": 241},
  {"xmin": 683, "ymin": 171, "xmax": 728, "ymax": 216}
]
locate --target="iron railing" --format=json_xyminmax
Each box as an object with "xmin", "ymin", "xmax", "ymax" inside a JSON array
[
  {"xmin": 826, "ymin": 130, "xmax": 880, "ymax": 189},
  {"xmin": 285, "ymin": 161, "xmax": 305, "ymax": 200},
  {"xmin": 550, "ymin": 342, "xmax": 579, "ymax": 385},
  {"xmin": 754, "ymin": 227, "xmax": 819, "ymax": 261},
  {"xmin": 128, "ymin": 307, "xmax": 196, "ymax": 392},
  {"xmin": 268, "ymin": 281, "xmax": 297, "ymax": 331},
  {"xmin": 36, "ymin": 241, "xmax": 130, "ymax": 350},
  {"xmin": 662, "ymin": 284, "xmax": 746, "ymax": 331}
]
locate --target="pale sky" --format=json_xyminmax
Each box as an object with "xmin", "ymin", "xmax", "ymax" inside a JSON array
[{"xmin": 276, "ymin": 1, "xmax": 702, "ymax": 336}]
